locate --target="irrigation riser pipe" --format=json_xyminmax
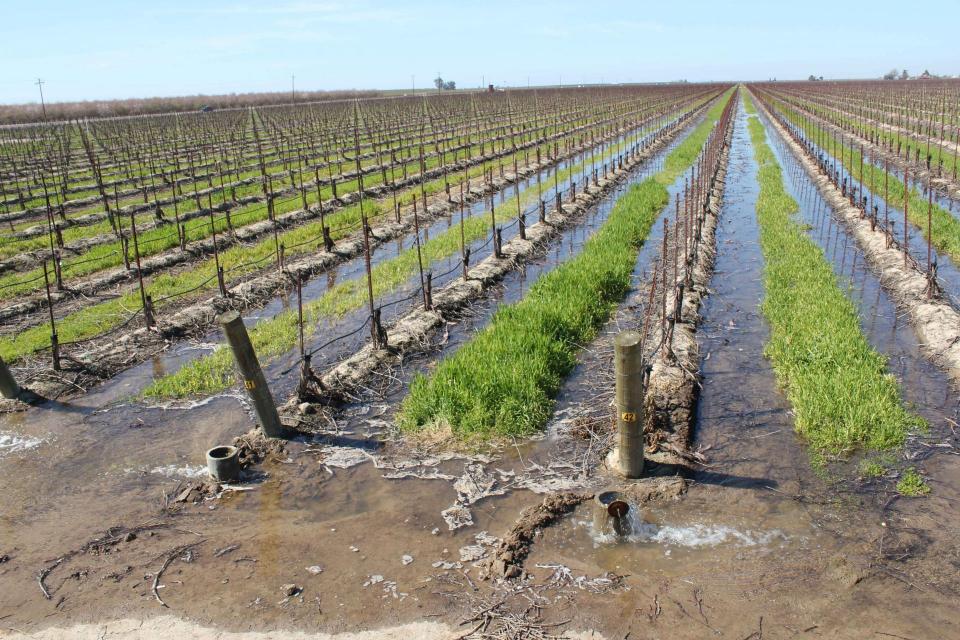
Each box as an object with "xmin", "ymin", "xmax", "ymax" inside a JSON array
[
  {"xmin": 278, "ymin": 99, "xmax": 717, "ymax": 419},
  {"xmin": 9, "ymin": 108, "xmax": 695, "ymax": 400},
  {"xmin": 641, "ymin": 104, "xmax": 734, "ymax": 463},
  {"xmin": 0, "ymin": 112, "xmax": 657, "ymax": 321},
  {"xmin": 774, "ymin": 97, "xmax": 960, "ymax": 202},
  {"xmin": 756, "ymin": 93, "xmax": 960, "ymax": 388}
]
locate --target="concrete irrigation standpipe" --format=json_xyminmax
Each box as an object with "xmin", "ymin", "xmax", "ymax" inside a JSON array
[{"xmin": 611, "ymin": 330, "xmax": 645, "ymax": 478}]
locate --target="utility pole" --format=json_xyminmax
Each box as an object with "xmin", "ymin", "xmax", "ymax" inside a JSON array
[
  {"xmin": 291, "ymin": 74, "xmax": 295, "ymax": 103},
  {"xmin": 35, "ymin": 78, "xmax": 47, "ymax": 120},
  {"xmin": 411, "ymin": 74, "xmax": 415, "ymax": 94}
]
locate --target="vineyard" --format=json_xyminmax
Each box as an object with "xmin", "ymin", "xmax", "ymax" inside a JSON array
[{"xmin": 0, "ymin": 81, "xmax": 958, "ymax": 640}]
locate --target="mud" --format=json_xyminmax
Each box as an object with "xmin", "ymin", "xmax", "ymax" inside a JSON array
[
  {"xmin": 233, "ymin": 427, "xmax": 286, "ymax": 468},
  {"xmin": 0, "ymin": 618, "xmax": 472, "ymax": 640},
  {"xmin": 481, "ymin": 492, "xmax": 593, "ymax": 579},
  {"xmin": 756, "ymin": 91, "xmax": 960, "ymax": 386}
]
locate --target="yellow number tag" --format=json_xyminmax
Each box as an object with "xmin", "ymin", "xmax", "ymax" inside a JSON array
[
  {"xmin": 621, "ymin": 412, "xmax": 637, "ymax": 423},
  {"xmin": 244, "ymin": 379, "xmax": 256, "ymax": 390}
]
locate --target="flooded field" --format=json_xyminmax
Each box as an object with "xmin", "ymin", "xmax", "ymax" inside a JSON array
[{"xmin": 1, "ymin": 88, "xmax": 958, "ymax": 640}]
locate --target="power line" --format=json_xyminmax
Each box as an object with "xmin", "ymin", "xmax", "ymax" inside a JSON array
[{"xmin": 35, "ymin": 78, "xmax": 46, "ymax": 120}]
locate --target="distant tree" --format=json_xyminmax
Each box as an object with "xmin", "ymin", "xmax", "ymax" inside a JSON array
[
  {"xmin": 883, "ymin": 69, "xmax": 898, "ymax": 80},
  {"xmin": 443, "ymin": 80, "xmax": 456, "ymax": 90},
  {"xmin": 434, "ymin": 76, "xmax": 444, "ymax": 90},
  {"xmin": 900, "ymin": 69, "xmax": 910, "ymax": 80},
  {"xmin": 808, "ymin": 75, "xmax": 819, "ymax": 81}
]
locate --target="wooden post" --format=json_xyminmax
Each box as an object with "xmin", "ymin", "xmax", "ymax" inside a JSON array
[
  {"xmin": 129, "ymin": 209, "xmax": 153, "ymax": 329},
  {"xmin": 219, "ymin": 311, "xmax": 287, "ymax": 438},
  {"xmin": 613, "ymin": 331, "xmax": 644, "ymax": 479},
  {"xmin": 43, "ymin": 261, "xmax": 60, "ymax": 371},
  {"xmin": 460, "ymin": 183, "xmax": 468, "ymax": 281},
  {"xmin": 904, "ymin": 166, "xmax": 909, "ymax": 266}
]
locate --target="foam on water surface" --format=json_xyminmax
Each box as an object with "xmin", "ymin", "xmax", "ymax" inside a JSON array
[
  {"xmin": 124, "ymin": 463, "xmax": 209, "ymax": 479},
  {"xmin": 0, "ymin": 430, "xmax": 44, "ymax": 456},
  {"xmin": 586, "ymin": 510, "xmax": 786, "ymax": 548}
]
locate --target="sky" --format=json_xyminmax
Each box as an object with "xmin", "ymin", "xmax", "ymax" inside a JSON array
[{"xmin": 1, "ymin": 0, "xmax": 958, "ymax": 104}]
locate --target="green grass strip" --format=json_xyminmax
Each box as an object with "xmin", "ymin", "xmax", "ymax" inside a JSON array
[
  {"xmin": 397, "ymin": 90, "xmax": 733, "ymax": 439},
  {"xmin": 745, "ymin": 91, "xmax": 923, "ymax": 458}
]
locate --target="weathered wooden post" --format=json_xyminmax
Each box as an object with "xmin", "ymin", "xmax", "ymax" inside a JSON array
[
  {"xmin": 612, "ymin": 331, "xmax": 644, "ymax": 478},
  {"xmin": 0, "ymin": 356, "xmax": 20, "ymax": 400},
  {"xmin": 219, "ymin": 311, "xmax": 287, "ymax": 438}
]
